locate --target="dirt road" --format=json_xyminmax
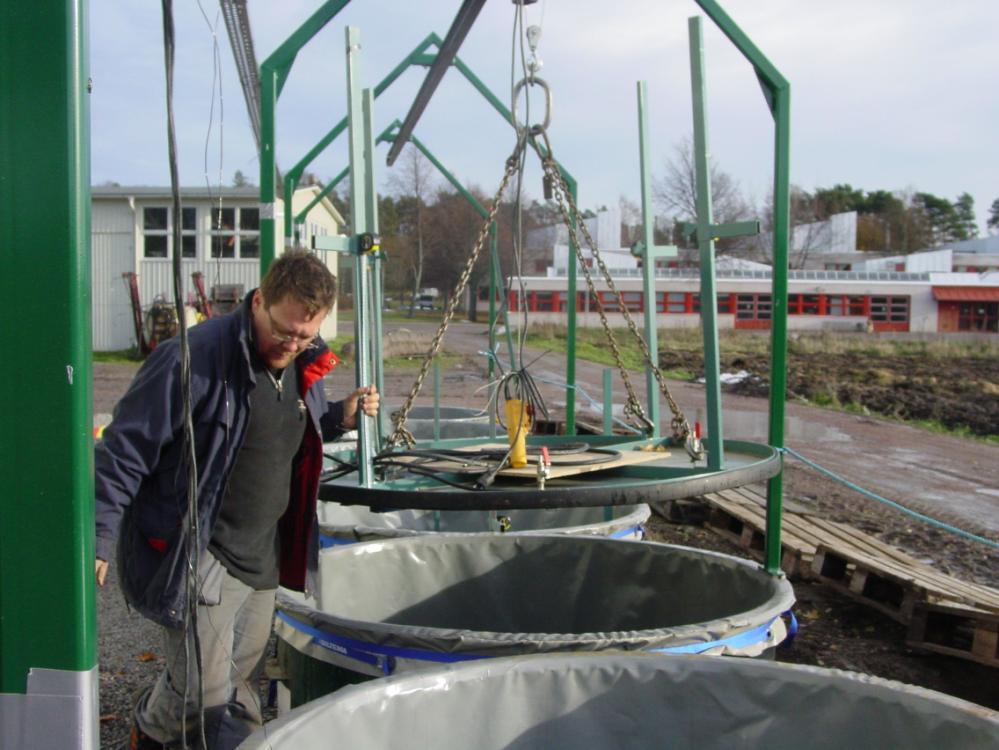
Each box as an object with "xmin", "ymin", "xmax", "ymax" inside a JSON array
[{"xmin": 367, "ymin": 319, "xmax": 999, "ymax": 539}]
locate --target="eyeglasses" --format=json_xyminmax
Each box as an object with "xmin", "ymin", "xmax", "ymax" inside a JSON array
[{"xmin": 265, "ymin": 308, "xmax": 319, "ymax": 349}]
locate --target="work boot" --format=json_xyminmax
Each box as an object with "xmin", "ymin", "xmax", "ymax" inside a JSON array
[{"xmin": 128, "ymin": 723, "xmax": 165, "ymax": 750}]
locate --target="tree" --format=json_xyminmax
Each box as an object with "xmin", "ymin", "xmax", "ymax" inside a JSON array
[
  {"xmin": 988, "ymin": 198, "xmax": 999, "ymax": 235},
  {"xmin": 953, "ymin": 192, "xmax": 978, "ymax": 240},
  {"xmin": 653, "ymin": 136, "xmax": 750, "ymax": 258},
  {"xmin": 385, "ymin": 145, "xmax": 437, "ymax": 316},
  {"xmin": 232, "ymin": 170, "xmax": 250, "ymax": 188},
  {"xmin": 914, "ymin": 192, "xmax": 964, "ymax": 246}
]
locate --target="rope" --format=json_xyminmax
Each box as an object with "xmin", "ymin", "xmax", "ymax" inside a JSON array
[{"xmin": 781, "ymin": 446, "xmax": 999, "ymax": 550}]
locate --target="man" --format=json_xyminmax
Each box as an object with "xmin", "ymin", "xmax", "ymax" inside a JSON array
[{"xmin": 95, "ymin": 250, "xmax": 379, "ymax": 749}]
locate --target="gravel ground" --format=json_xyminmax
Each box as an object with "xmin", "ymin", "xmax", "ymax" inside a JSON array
[{"xmin": 93, "ymin": 327, "xmax": 999, "ymax": 745}]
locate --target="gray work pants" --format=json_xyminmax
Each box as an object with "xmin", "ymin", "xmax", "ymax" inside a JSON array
[{"xmin": 135, "ymin": 551, "xmax": 276, "ymax": 747}]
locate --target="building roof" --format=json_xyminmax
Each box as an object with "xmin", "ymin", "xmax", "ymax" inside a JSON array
[
  {"xmin": 91, "ymin": 185, "xmax": 345, "ymax": 227},
  {"xmin": 91, "ymin": 185, "xmax": 260, "ymax": 199},
  {"xmin": 932, "ymin": 286, "xmax": 999, "ymax": 302}
]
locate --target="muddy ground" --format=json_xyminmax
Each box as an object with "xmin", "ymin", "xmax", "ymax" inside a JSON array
[
  {"xmin": 659, "ymin": 347, "xmax": 999, "ymax": 438},
  {"xmin": 93, "ymin": 327, "xmax": 999, "ymax": 745}
]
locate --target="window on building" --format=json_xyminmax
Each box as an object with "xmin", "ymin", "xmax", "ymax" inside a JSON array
[
  {"xmin": 736, "ymin": 294, "xmax": 771, "ymax": 320},
  {"xmin": 143, "ymin": 207, "xmax": 169, "ymax": 258},
  {"xmin": 665, "ymin": 292, "xmax": 687, "ymax": 314},
  {"xmin": 691, "ymin": 293, "xmax": 734, "ymax": 314},
  {"xmin": 143, "ymin": 206, "xmax": 196, "ymax": 259},
  {"xmin": 619, "ymin": 291, "xmax": 643, "ymax": 312},
  {"xmin": 957, "ymin": 302, "xmax": 998, "ymax": 332},
  {"xmin": 181, "ymin": 207, "xmax": 196, "ymax": 258},
  {"xmin": 210, "ymin": 206, "xmax": 260, "ymax": 259},
  {"xmin": 869, "ymin": 296, "xmax": 909, "ymax": 323}
]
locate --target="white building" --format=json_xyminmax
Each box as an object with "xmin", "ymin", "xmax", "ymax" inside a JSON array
[
  {"xmin": 91, "ymin": 186, "xmax": 345, "ymax": 351},
  {"xmin": 496, "ymin": 209, "xmax": 998, "ymax": 334}
]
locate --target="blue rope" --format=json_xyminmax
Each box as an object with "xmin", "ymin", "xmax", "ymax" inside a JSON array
[{"xmin": 781, "ymin": 446, "xmax": 999, "ymax": 550}]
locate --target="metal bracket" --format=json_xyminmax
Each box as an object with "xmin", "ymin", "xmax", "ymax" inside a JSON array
[
  {"xmin": 312, "ymin": 232, "xmax": 381, "ymax": 255},
  {"xmin": 680, "ymin": 219, "xmax": 760, "ymax": 242}
]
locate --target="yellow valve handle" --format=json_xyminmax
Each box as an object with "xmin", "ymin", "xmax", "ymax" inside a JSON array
[{"xmin": 505, "ymin": 398, "xmax": 532, "ymax": 469}]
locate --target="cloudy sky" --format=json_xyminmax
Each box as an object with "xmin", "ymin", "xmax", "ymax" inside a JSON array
[{"xmin": 90, "ymin": 1, "xmax": 999, "ymax": 233}]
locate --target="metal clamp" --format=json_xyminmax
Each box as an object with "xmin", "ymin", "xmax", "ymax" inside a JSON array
[{"xmin": 511, "ymin": 76, "xmax": 552, "ymax": 136}]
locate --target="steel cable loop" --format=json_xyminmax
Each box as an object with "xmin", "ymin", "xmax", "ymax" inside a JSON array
[
  {"xmin": 387, "ymin": 134, "xmax": 530, "ymax": 449},
  {"xmin": 533, "ymin": 139, "xmax": 692, "ymax": 443}
]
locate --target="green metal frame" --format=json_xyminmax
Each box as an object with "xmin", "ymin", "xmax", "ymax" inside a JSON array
[
  {"xmin": 634, "ymin": 81, "xmax": 680, "ymax": 439},
  {"xmin": 693, "ymin": 0, "xmax": 791, "ymax": 574},
  {"xmin": 316, "ymin": 119, "xmax": 518, "ymax": 374},
  {"xmin": 259, "ymin": 0, "xmax": 354, "ymax": 272},
  {"xmin": 276, "ymin": 31, "xmax": 582, "ymax": 432},
  {"xmin": 0, "ymin": 0, "xmax": 97, "ymax": 740}
]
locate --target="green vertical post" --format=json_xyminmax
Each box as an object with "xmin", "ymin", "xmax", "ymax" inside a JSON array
[
  {"xmin": 765, "ymin": 88, "xmax": 792, "ymax": 574},
  {"xmin": 603, "ymin": 369, "xmax": 614, "ymax": 435},
  {"xmin": 345, "ymin": 26, "xmax": 375, "ymax": 485},
  {"xmin": 0, "ymin": 1, "xmax": 98, "ymax": 746},
  {"xmin": 433, "ymin": 360, "xmax": 442, "ymax": 441},
  {"xmin": 565, "ymin": 176, "xmax": 579, "ymax": 436},
  {"xmin": 363, "ymin": 88, "xmax": 386, "ymax": 445},
  {"xmin": 694, "ymin": 0, "xmax": 791, "ymax": 574},
  {"xmin": 488, "ymin": 222, "xmax": 498, "ymax": 380},
  {"xmin": 258, "ymin": 0, "xmax": 353, "ymax": 275},
  {"xmin": 688, "ymin": 17, "xmax": 724, "ymax": 470},
  {"xmin": 260, "ymin": 66, "xmax": 278, "ymax": 271},
  {"xmin": 636, "ymin": 82, "xmax": 661, "ymax": 438}
]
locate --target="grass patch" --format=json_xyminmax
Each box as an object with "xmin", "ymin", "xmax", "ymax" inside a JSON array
[
  {"xmin": 93, "ymin": 349, "xmax": 143, "ymax": 364},
  {"xmin": 383, "ymin": 353, "xmax": 465, "ymax": 370}
]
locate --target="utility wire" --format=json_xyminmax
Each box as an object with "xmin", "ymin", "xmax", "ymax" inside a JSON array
[
  {"xmin": 160, "ymin": 2, "xmax": 207, "ymax": 747},
  {"xmin": 782, "ymin": 447, "xmax": 999, "ymax": 550}
]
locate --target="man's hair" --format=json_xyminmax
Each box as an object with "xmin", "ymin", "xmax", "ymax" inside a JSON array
[{"xmin": 260, "ymin": 249, "xmax": 337, "ymax": 315}]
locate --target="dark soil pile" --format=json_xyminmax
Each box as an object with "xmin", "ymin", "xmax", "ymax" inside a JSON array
[{"xmin": 660, "ymin": 348, "xmax": 999, "ymax": 437}]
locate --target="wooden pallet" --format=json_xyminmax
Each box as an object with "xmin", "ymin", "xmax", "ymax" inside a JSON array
[
  {"xmin": 907, "ymin": 601, "xmax": 999, "ymax": 669},
  {"xmin": 811, "ymin": 542, "xmax": 999, "ymax": 624},
  {"xmin": 702, "ymin": 485, "xmax": 999, "ymax": 613}
]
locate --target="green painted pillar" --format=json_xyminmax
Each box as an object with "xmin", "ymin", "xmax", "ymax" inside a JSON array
[
  {"xmin": 0, "ymin": 1, "xmax": 98, "ymax": 747},
  {"xmin": 688, "ymin": 16, "xmax": 724, "ymax": 470}
]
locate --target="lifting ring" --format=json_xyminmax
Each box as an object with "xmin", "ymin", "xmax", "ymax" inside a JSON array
[{"xmin": 511, "ymin": 76, "xmax": 552, "ymax": 136}]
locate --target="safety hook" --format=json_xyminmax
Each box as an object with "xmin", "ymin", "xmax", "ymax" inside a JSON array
[{"xmin": 511, "ymin": 76, "xmax": 552, "ymax": 137}]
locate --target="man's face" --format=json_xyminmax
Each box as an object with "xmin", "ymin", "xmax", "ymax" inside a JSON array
[{"xmin": 251, "ymin": 290, "xmax": 328, "ymax": 370}]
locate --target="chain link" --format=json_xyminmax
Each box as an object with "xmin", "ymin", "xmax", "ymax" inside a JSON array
[
  {"xmin": 533, "ymin": 137, "xmax": 692, "ymax": 443},
  {"xmin": 387, "ymin": 136, "xmax": 529, "ymax": 448}
]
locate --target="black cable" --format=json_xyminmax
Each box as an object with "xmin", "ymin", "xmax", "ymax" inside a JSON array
[{"xmin": 161, "ymin": 2, "xmax": 206, "ymax": 747}]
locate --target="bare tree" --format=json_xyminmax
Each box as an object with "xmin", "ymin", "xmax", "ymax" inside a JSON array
[
  {"xmin": 652, "ymin": 136, "xmax": 750, "ymax": 259},
  {"xmin": 386, "ymin": 144, "xmax": 437, "ymax": 316}
]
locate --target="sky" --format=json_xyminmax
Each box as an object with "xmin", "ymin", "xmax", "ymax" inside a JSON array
[{"xmin": 89, "ymin": 1, "xmax": 999, "ymax": 235}]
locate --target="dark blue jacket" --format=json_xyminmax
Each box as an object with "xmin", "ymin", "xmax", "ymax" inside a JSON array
[{"xmin": 95, "ymin": 294, "xmax": 344, "ymax": 628}]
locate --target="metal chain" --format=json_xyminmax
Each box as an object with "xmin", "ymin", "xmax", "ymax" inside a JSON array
[
  {"xmin": 387, "ymin": 135, "xmax": 529, "ymax": 448},
  {"xmin": 533, "ymin": 137, "xmax": 692, "ymax": 442}
]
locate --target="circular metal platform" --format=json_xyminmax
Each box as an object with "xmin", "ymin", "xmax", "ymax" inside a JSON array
[{"xmin": 319, "ymin": 436, "xmax": 780, "ymax": 510}]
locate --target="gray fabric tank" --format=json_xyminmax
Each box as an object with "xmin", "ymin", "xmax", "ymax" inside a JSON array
[
  {"xmin": 275, "ymin": 534, "xmax": 795, "ymax": 687},
  {"xmin": 244, "ymin": 652, "xmax": 999, "ymax": 749}
]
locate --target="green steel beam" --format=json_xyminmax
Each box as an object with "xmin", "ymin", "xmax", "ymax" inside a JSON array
[
  {"xmin": 0, "ymin": 0, "xmax": 97, "ymax": 741},
  {"xmin": 345, "ymin": 27, "xmax": 377, "ymax": 485},
  {"xmin": 635, "ymin": 81, "xmax": 680, "ymax": 438},
  {"xmin": 688, "ymin": 17, "xmax": 724, "ymax": 470},
  {"xmin": 283, "ymin": 34, "xmax": 444, "ymax": 242},
  {"xmin": 281, "ymin": 30, "xmax": 580, "ymax": 430},
  {"xmin": 694, "ymin": 0, "xmax": 790, "ymax": 574},
  {"xmin": 259, "ymin": 0, "xmax": 353, "ymax": 274}
]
